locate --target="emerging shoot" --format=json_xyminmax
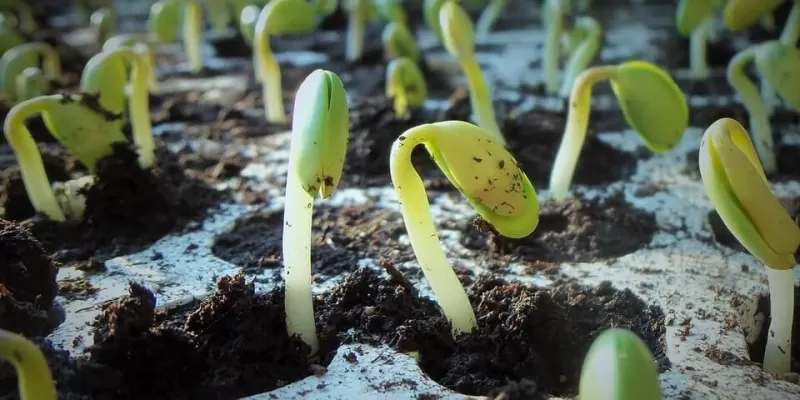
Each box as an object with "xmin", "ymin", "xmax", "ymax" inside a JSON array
[
  {"xmin": 206, "ymin": 0, "xmax": 232, "ymax": 33},
  {"xmin": 386, "ymin": 57, "xmax": 427, "ymax": 116},
  {"xmin": 0, "ymin": 16, "xmax": 25, "ymax": 57},
  {"xmin": 0, "ymin": 328, "xmax": 56, "ymax": 400},
  {"xmin": 254, "ymin": 0, "xmax": 317, "ymax": 123},
  {"xmin": 423, "ymin": 0, "xmax": 448, "ymax": 42},
  {"xmin": 722, "ymin": 0, "xmax": 783, "ymax": 32},
  {"xmin": 81, "ymin": 48, "xmax": 156, "ymax": 168},
  {"xmin": 90, "ymin": 7, "xmax": 116, "ymax": 44},
  {"xmin": 727, "ymin": 40, "xmax": 800, "ymax": 174},
  {"xmin": 3, "ymin": 94, "xmax": 126, "ymax": 220},
  {"xmin": 15, "ymin": 67, "xmax": 47, "ymax": 102},
  {"xmin": 149, "ymin": 0, "xmax": 205, "ymax": 72},
  {"xmin": 475, "ymin": 0, "xmax": 507, "ymax": 40},
  {"xmin": 390, "ymin": 120, "xmax": 540, "ymax": 335},
  {"xmin": 283, "ymin": 69, "xmax": 350, "ymax": 356},
  {"xmin": 375, "ymin": 0, "xmax": 407, "ymax": 23},
  {"xmin": 343, "ymin": 0, "xmax": 376, "ymax": 62},
  {"xmin": 0, "ymin": 42, "xmax": 61, "ymax": 103},
  {"xmin": 543, "ymin": 0, "xmax": 565, "ymax": 94},
  {"xmin": 558, "ymin": 16, "xmax": 602, "ymax": 98},
  {"xmin": 440, "ymin": 1, "xmax": 504, "ymax": 144},
  {"xmin": 382, "ymin": 21, "xmax": 420, "ymax": 61},
  {"xmin": 699, "ymin": 118, "xmax": 800, "ymax": 374},
  {"xmin": 579, "ymin": 329, "xmax": 662, "ymax": 400},
  {"xmin": 549, "ymin": 61, "xmax": 688, "ymax": 201},
  {"xmin": 676, "ymin": 0, "xmax": 715, "ymax": 79}
]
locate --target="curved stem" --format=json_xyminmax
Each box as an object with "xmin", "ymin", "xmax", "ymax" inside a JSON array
[
  {"xmin": 389, "ymin": 128, "xmax": 478, "ymax": 335},
  {"xmin": 689, "ymin": 16, "xmax": 712, "ymax": 79},
  {"xmin": 475, "ymin": 0, "xmax": 506, "ymax": 40},
  {"xmin": 282, "ymin": 163, "xmax": 320, "ymax": 356},
  {"xmin": 727, "ymin": 47, "xmax": 777, "ymax": 174},
  {"xmin": 549, "ymin": 66, "xmax": 617, "ymax": 201},
  {"xmin": 0, "ymin": 329, "xmax": 56, "ymax": 400},
  {"xmin": 183, "ymin": 0, "xmax": 204, "ymax": 73},
  {"xmin": 543, "ymin": 0, "xmax": 563, "ymax": 94},
  {"xmin": 3, "ymin": 96, "xmax": 66, "ymax": 221},
  {"xmin": 346, "ymin": 2, "xmax": 366, "ymax": 62},
  {"xmin": 763, "ymin": 267, "xmax": 795, "ymax": 374},
  {"xmin": 462, "ymin": 57, "xmax": 504, "ymax": 145},
  {"xmin": 559, "ymin": 18, "xmax": 602, "ymax": 98},
  {"xmin": 780, "ymin": 2, "xmax": 800, "ymax": 46},
  {"xmin": 256, "ymin": 36, "xmax": 286, "ymax": 123}
]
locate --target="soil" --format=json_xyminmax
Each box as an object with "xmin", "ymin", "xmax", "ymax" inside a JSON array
[{"xmin": 461, "ymin": 192, "xmax": 657, "ymax": 263}]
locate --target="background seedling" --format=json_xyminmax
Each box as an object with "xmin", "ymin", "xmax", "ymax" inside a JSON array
[
  {"xmin": 0, "ymin": 15, "xmax": 24, "ymax": 57},
  {"xmin": 282, "ymin": 69, "xmax": 349, "ymax": 356},
  {"xmin": 676, "ymin": 0, "xmax": 715, "ymax": 79},
  {"xmin": 475, "ymin": 0, "xmax": 507, "ymax": 40},
  {"xmin": 90, "ymin": 7, "xmax": 117, "ymax": 44},
  {"xmin": 559, "ymin": 16, "xmax": 602, "ymax": 98},
  {"xmin": 699, "ymin": 118, "xmax": 800, "ymax": 374},
  {"xmin": 103, "ymin": 34, "xmax": 159, "ymax": 92},
  {"xmin": 343, "ymin": 0, "xmax": 376, "ymax": 62},
  {"xmin": 0, "ymin": 42, "xmax": 61, "ymax": 104},
  {"xmin": 549, "ymin": 61, "xmax": 688, "ymax": 201},
  {"xmin": 390, "ymin": 120, "xmax": 540, "ymax": 335},
  {"xmin": 386, "ymin": 57, "xmax": 427, "ymax": 115},
  {"xmin": 149, "ymin": 0, "xmax": 205, "ymax": 72},
  {"xmin": 543, "ymin": 0, "xmax": 566, "ymax": 94},
  {"xmin": 382, "ymin": 21, "xmax": 420, "ymax": 61}
]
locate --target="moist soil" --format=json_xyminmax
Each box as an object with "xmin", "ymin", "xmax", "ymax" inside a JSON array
[{"xmin": 0, "ymin": 266, "xmax": 668, "ymax": 399}]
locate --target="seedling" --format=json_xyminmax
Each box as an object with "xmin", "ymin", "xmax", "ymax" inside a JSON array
[
  {"xmin": 0, "ymin": 15, "xmax": 24, "ymax": 57},
  {"xmin": 0, "ymin": 42, "xmax": 61, "ymax": 103},
  {"xmin": 343, "ymin": 0, "xmax": 376, "ymax": 62},
  {"xmin": 727, "ymin": 40, "xmax": 800, "ymax": 174},
  {"xmin": 781, "ymin": 1, "xmax": 800, "ymax": 45},
  {"xmin": 475, "ymin": 0, "xmax": 507, "ymax": 40},
  {"xmin": 375, "ymin": 0, "xmax": 407, "ymax": 23},
  {"xmin": 15, "ymin": 67, "xmax": 47, "ymax": 102},
  {"xmin": 549, "ymin": 61, "xmax": 688, "ymax": 201},
  {"xmin": 423, "ymin": 0, "xmax": 448, "ymax": 42},
  {"xmin": 676, "ymin": 0, "xmax": 715, "ymax": 79},
  {"xmin": 382, "ymin": 21, "xmax": 420, "ymax": 61},
  {"xmin": 81, "ymin": 47, "xmax": 155, "ymax": 168},
  {"xmin": 238, "ymin": 4, "xmax": 259, "ymax": 45},
  {"xmin": 543, "ymin": 0, "xmax": 566, "ymax": 94},
  {"xmin": 254, "ymin": 0, "xmax": 317, "ymax": 123},
  {"xmin": 149, "ymin": 0, "xmax": 205, "ymax": 73},
  {"xmin": 386, "ymin": 57, "xmax": 427, "ymax": 116},
  {"xmin": 282, "ymin": 70, "xmax": 349, "ymax": 356},
  {"xmin": 206, "ymin": 0, "xmax": 231, "ymax": 32},
  {"xmin": 558, "ymin": 16, "xmax": 602, "ymax": 98},
  {"xmin": 579, "ymin": 329, "xmax": 662, "ymax": 400},
  {"xmin": 699, "ymin": 118, "xmax": 800, "ymax": 374},
  {"xmin": 103, "ymin": 34, "xmax": 159, "ymax": 92},
  {"xmin": 0, "ymin": 1, "xmax": 36, "ymax": 33},
  {"xmin": 4, "ymin": 93, "xmax": 126, "ymax": 221},
  {"xmin": 390, "ymin": 120, "xmax": 540, "ymax": 335},
  {"xmin": 90, "ymin": 7, "xmax": 116, "ymax": 44},
  {"xmin": 0, "ymin": 328, "xmax": 56, "ymax": 400},
  {"xmin": 440, "ymin": 1, "xmax": 504, "ymax": 144},
  {"xmin": 722, "ymin": 0, "xmax": 783, "ymax": 32}
]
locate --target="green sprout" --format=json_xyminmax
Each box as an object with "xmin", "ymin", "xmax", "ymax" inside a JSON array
[
  {"xmin": 440, "ymin": 0, "xmax": 504, "ymax": 144},
  {"xmin": 475, "ymin": 0, "xmax": 507, "ymax": 40},
  {"xmin": 424, "ymin": 0, "xmax": 448, "ymax": 42},
  {"xmin": 90, "ymin": 7, "xmax": 116, "ymax": 44},
  {"xmin": 558, "ymin": 16, "xmax": 602, "ymax": 98},
  {"xmin": 343, "ymin": 0, "xmax": 376, "ymax": 62},
  {"xmin": 676, "ymin": 0, "xmax": 715, "ymax": 79},
  {"xmin": 0, "ymin": 328, "xmax": 56, "ymax": 400},
  {"xmin": 0, "ymin": 1, "xmax": 36, "ymax": 33},
  {"xmin": 549, "ymin": 61, "xmax": 688, "ymax": 201},
  {"xmin": 722, "ymin": 0, "xmax": 783, "ymax": 32},
  {"xmin": 149, "ymin": 0, "xmax": 205, "ymax": 73},
  {"xmin": 81, "ymin": 47, "xmax": 155, "ymax": 168},
  {"xmin": 579, "ymin": 329, "xmax": 662, "ymax": 400},
  {"xmin": 74, "ymin": 0, "xmax": 114, "ymax": 25},
  {"xmin": 543, "ymin": 0, "xmax": 566, "ymax": 94},
  {"xmin": 699, "ymin": 118, "xmax": 800, "ymax": 374},
  {"xmin": 0, "ymin": 14, "xmax": 24, "ymax": 57},
  {"xmin": 206, "ymin": 0, "xmax": 232, "ymax": 32},
  {"xmin": 283, "ymin": 69, "xmax": 350, "ymax": 356},
  {"xmin": 390, "ymin": 120, "xmax": 540, "ymax": 335},
  {"xmin": 727, "ymin": 40, "xmax": 800, "ymax": 174},
  {"xmin": 230, "ymin": 0, "xmax": 269, "ymax": 23},
  {"xmin": 375, "ymin": 0, "xmax": 407, "ymax": 23},
  {"xmin": 386, "ymin": 57, "xmax": 427, "ymax": 116},
  {"xmin": 238, "ymin": 4, "xmax": 259, "ymax": 45},
  {"xmin": 312, "ymin": 0, "xmax": 339, "ymax": 18},
  {"xmin": 4, "ymin": 93, "xmax": 126, "ymax": 221},
  {"xmin": 254, "ymin": 0, "xmax": 317, "ymax": 123},
  {"xmin": 103, "ymin": 34, "xmax": 159, "ymax": 92},
  {"xmin": 781, "ymin": 1, "xmax": 800, "ymax": 45},
  {"xmin": 0, "ymin": 42, "xmax": 61, "ymax": 104},
  {"xmin": 382, "ymin": 21, "xmax": 420, "ymax": 61},
  {"xmin": 15, "ymin": 67, "xmax": 47, "ymax": 102}
]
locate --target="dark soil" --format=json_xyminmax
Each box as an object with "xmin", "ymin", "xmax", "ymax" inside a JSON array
[
  {"xmin": 708, "ymin": 196, "xmax": 800, "ymax": 254},
  {"xmin": 212, "ymin": 203, "xmax": 412, "ymax": 275},
  {"xmin": 0, "ymin": 219, "xmax": 59, "ymax": 337},
  {"xmin": 462, "ymin": 192, "xmax": 657, "ymax": 263},
  {"xmin": 5, "ymin": 143, "xmax": 226, "ymax": 269},
  {"xmin": 746, "ymin": 285, "xmax": 800, "ymax": 376}
]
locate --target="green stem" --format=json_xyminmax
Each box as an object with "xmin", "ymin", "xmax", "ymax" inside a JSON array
[
  {"xmin": 763, "ymin": 267, "xmax": 794, "ymax": 374},
  {"xmin": 549, "ymin": 66, "xmax": 617, "ymax": 201},
  {"xmin": 543, "ymin": 0, "xmax": 563, "ymax": 94},
  {"xmin": 559, "ymin": 17, "xmax": 601, "ymax": 97},
  {"xmin": 462, "ymin": 57, "xmax": 504, "ymax": 145},
  {"xmin": 282, "ymin": 160, "xmax": 320, "ymax": 356},
  {"xmin": 475, "ymin": 0, "xmax": 506, "ymax": 40},
  {"xmin": 393, "ymin": 91, "xmax": 408, "ymax": 115},
  {"xmin": 689, "ymin": 15, "xmax": 712, "ymax": 79},
  {"xmin": 3, "ymin": 96, "xmax": 66, "ymax": 221},
  {"xmin": 389, "ymin": 127, "xmax": 478, "ymax": 335},
  {"xmin": 780, "ymin": 2, "xmax": 800, "ymax": 46},
  {"xmin": 0, "ymin": 329, "xmax": 56, "ymax": 400},
  {"xmin": 346, "ymin": 3, "xmax": 366, "ymax": 62},
  {"xmin": 120, "ymin": 51, "xmax": 155, "ymax": 168},
  {"xmin": 183, "ymin": 0, "xmax": 204, "ymax": 72},
  {"xmin": 727, "ymin": 47, "xmax": 777, "ymax": 173},
  {"xmin": 256, "ymin": 36, "xmax": 286, "ymax": 123}
]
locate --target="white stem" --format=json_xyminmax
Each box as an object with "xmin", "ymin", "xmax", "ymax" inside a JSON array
[
  {"xmin": 346, "ymin": 9, "xmax": 365, "ymax": 62},
  {"xmin": 183, "ymin": 1, "xmax": 204, "ymax": 73},
  {"xmin": 689, "ymin": 16, "xmax": 711, "ymax": 79},
  {"xmin": 543, "ymin": 2, "xmax": 563, "ymax": 94},
  {"xmin": 763, "ymin": 267, "xmax": 795, "ymax": 374},
  {"xmin": 282, "ymin": 169, "xmax": 319, "ymax": 356}
]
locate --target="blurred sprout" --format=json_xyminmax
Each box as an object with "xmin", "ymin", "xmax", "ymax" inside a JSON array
[
  {"xmin": 382, "ymin": 21, "xmax": 419, "ymax": 61},
  {"xmin": 559, "ymin": 16, "xmax": 602, "ymax": 98},
  {"xmin": 0, "ymin": 42, "xmax": 61, "ymax": 103},
  {"xmin": 149, "ymin": 0, "xmax": 204, "ymax": 72},
  {"xmin": 475, "ymin": 0, "xmax": 507, "ymax": 40},
  {"xmin": 14, "ymin": 67, "xmax": 47, "ymax": 102},
  {"xmin": 676, "ymin": 0, "xmax": 715, "ymax": 79},
  {"xmin": 0, "ymin": 15, "xmax": 24, "ymax": 57},
  {"xmin": 103, "ymin": 34, "xmax": 159, "ymax": 92},
  {"xmin": 386, "ymin": 57, "xmax": 427, "ymax": 115},
  {"xmin": 375, "ymin": 0, "xmax": 407, "ymax": 22},
  {"xmin": 90, "ymin": 7, "xmax": 117, "ymax": 45},
  {"xmin": 206, "ymin": 0, "xmax": 232, "ymax": 32},
  {"xmin": 343, "ymin": 0, "xmax": 377, "ymax": 62}
]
